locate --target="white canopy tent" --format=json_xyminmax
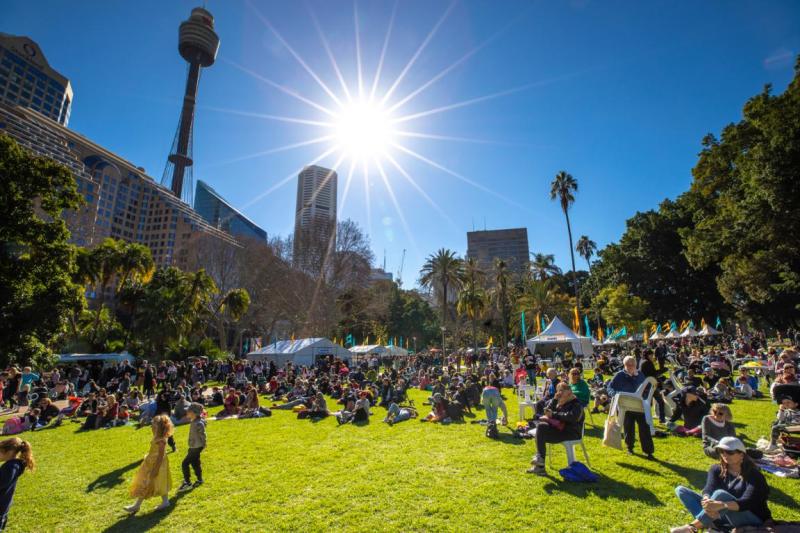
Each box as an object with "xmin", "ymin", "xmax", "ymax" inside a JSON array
[
  {"xmin": 349, "ymin": 344, "xmax": 386, "ymax": 356},
  {"xmin": 526, "ymin": 317, "xmax": 593, "ymax": 357},
  {"xmin": 665, "ymin": 329, "xmax": 681, "ymax": 339},
  {"xmin": 649, "ymin": 331, "xmax": 665, "ymax": 341},
  {"xmin": 246, "ymin": 338, "xmax": 351, "ymax": 367},
  {"xmin": 58, "ymin": 352, "xmax": 135, "ymax": 365},
  {"xmin": 680, "ymin": 327, "xmax": 699, "ymax": 338},
  {"xmin": 698, "ymin": 325, "xmax": 721, "ymax": 336}
]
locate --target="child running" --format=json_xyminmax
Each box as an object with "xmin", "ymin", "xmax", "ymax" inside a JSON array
[
  {"xmin": 0, "ymin": 437, "xmax": 35, "ymax": 531},
  {"xmin": 125, "ymin": 414, "xmax": 173, "ymax": 514}
]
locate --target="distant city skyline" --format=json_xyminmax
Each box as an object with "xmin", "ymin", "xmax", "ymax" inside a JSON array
[{"xmin": 2, "ymin": 1, "xmax": 799, "ymax": 286}]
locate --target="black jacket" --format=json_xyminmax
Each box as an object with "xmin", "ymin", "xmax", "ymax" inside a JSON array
[
  {"xmin": 702, "ymin": 464, "xmax": 771, "ymax": 522},
  {"xmin": 544, "ymin": 397, "xmax": 584, "ymax": 440},
  {"xmin": 670, "ymin": 396, "xmax": 709, "ymax": 429}
]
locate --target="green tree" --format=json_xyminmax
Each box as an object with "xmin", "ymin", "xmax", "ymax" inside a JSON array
[
  {"xmin": 593, "ymin": 284, "xmax": 649, "ymax": 331},
  {"xmin": 457, "ymin": 258, "xmax": 487, "ymax": 352},
  {"xmin": 491, "ymin": 258, "xmax": 513, "ymax": 347},
  {"xmin": 550, "ymin": 171, "xmax": 580, "ymax": 309},
  {"xmin": 529, "ymin": 253, "xmax": 562, "ymax": 281},
  {"xmin": 681, "ymin": 59, "xmax": 800, "ymax": 327},
  {"xmin": 0, "ymin": 133, "xmax": 84, "ymax": 367},
  {"xmin": 419, "ymin": 248, "xmax": 463, "ymax": 330},
  {"xmin": 576, "ymin": 236, "xmax": 597, "ymax": 269}
]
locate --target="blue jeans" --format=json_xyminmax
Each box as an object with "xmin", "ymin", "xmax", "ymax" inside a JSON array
[
  {"xmin": 675, "ymin": 486, "xmax": 763, "ymax": 528},
  {"xmin": 386, "ymin": 403, "xmax": 411, "ymax": 423},
  {"xmin": 482, "ymin": 389, "xmax": 506, "ymax": 423}
]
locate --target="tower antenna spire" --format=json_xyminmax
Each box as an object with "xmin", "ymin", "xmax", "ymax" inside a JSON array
[{"xmin": 161, "ymin": 6, "xmax": 220, "ymax": 204}]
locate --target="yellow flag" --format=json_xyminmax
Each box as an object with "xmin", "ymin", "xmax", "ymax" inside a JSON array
[
  {"xmin": 535, "ymin": 313, "xmax": 541, "ymax": 335},
  {"xmin": 573, "ymin": 306, "xmax": 580, "ymax": 332},
  {"xmin": 487, "ymin": 336, "xmax": 493, "ymax": 347},
  {"xmin": 291, "ymin": 333, "xmax": 295, "ymax": 341},
  {"xmin": 365, "ymin": 336, "xmax": 369, "ymax": 345},
  {"xmin": 597, "ymin": 325, "xmax": 603, "ymax": 341}
]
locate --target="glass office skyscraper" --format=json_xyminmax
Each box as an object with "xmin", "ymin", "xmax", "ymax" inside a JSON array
[{"xmin": 194, "ymin": 180, "xmax": 267, "ymax": 241}]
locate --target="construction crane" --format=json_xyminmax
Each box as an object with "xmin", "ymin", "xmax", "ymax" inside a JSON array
[{"xmin": 396, "ymin": 249, "xmax": 406, "ymax": 288}]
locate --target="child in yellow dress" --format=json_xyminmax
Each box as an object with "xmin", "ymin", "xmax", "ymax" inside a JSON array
[{"xmin": 124, "ymin": 414, "xmax": 173, "ymax": 514}]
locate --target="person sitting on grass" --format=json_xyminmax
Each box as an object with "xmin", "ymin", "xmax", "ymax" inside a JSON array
[
  {"xmin": 221, "ymin": 388, "xmax": 240, "ymax": 417},
  {"xmin": 671, "ymin": 437, "xmax": 771, "ymax": 532},
  {"xmin": 669, "ymin": 386, "xmax": 709, "ymax": 436},
  {"xmin": 769, "ymin": 394, "xmax": 800, "ymax": 448},
  {"xmin": 567, "ymin": 368, "xmax": 591, "ymax": 408},
  {"xmin": 701, "ymin": 404, "xmax": 736, "ymax": 459},
  {"xmin": 336, "ymin": 391, "xmax": 371, "ymax": 425},
  {"xmin": 383, "ymin": 403, "xmax": 418, "ymax": 425},
  {"xmin": 708, "ymin": 377, "xmax": 734, "ymax": 404},
  {"xmin": 734, "ymin": 374, "xmax": 754, "ymax": 399},
  {"xmin": 421, "ymin": 393, "xmax": 450, "ymax": 423},
  {"xmin": 302, "ymin": 392, "xmax": 329, "ymax": 419},
  {"xmin": 527, "ymin": 382, "xmax": 584, "ymax": 475}
]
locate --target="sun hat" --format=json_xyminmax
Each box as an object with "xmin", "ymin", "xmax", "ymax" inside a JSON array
[{"xmin": 715, "ymin": 436, "xmax": 746, "ymax": 454}]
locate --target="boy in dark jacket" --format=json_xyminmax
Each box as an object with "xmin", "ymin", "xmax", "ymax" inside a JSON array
[{"xmin": 178, "ymin": 403, "xmax": 206, "ymax": 491}]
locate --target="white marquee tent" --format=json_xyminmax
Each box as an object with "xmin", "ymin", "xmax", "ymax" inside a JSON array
[
  {"xmin": 649, "ymin": 331, "xmax": 665, "ymax": 341},
  {"xmin": 58, "ymin": 352, "xmax": 135, "ymax": 365},
  {"xmin": 698, "ymin": 325, "xmax": 721, "ymax": 336},
  {"xmin": 349, "ymin": 344, "xmax": 410, "ymax": 359},
  {"xmin": 665, "ymin": 329, "xmax": 681, "ymax": 339},
  {"xmin": 680, "ymin": 327, "xmax": 699, "ymax": 338},
  {"xmin": 246, "ymin": 338, "xmax": 351, "ymax": 367},
  {"xmin": 526, "ymin": 317, "xmax": 593, "ymax": 357}
]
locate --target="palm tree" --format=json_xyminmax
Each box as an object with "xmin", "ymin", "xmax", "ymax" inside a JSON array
[
  {"xmin": 491, "ymin": 258, "xmax": 512, "ymax": 347},
  {"xmin": 576, "ymin": 235, "xmax": 598, "ymax": 336},
  {"xmin": 529, "ymin": 253, "xmax": 562, "ymax": 281},
  {"xmin": 550, "ymin": 171, "xmax": 580, "ymax": 308},
  {"xmin": 457, "ymin": 258, "xmax": 487, "ymax": 352},
  {"xmin": 516, "ymin": 279, "xmax": 574, "ymax": 331},
  {"xmin": 419, "ymin": 248, "xmax": 464, "ymax": 329},
  {"xmin": 576, "ymin": 235, "xmax": 597, "ymax": 270}
]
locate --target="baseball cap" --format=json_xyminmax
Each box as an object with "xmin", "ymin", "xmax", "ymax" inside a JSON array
[{"xmin": 715, "ymin": 437, "xmax": 746, "ymax": 454}]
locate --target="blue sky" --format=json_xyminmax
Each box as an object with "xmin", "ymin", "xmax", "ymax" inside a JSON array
[{"xmin": 3, "ymin": 0, "xmax": 799, "ymax": 285}]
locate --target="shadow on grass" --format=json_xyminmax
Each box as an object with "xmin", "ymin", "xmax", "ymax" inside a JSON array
[
  {"xmin": 102, "ymin": 490, "xmax": 189, "ymax": 533},
  {"xmin": 87, "ymin": 460, "xmax": 142, "ymax": 493},
  {"xmin": 584, "ymin": 426, "xmax": 605, "ymax": 439},
  {"xmin": 495, "ymin": 432, "xmax": 525, "ymax": 446},
  {"xmin": 542, "ymin": 474, "xmax": 663, "ymax": 505},
  {"xmin": 770, "ymin": 485, "xmax": 799, "ymax": 510},
  {"xmin": 657, "ymin": 459, "xmax": 708, "ymax": 487},
  {"xmin": 615, "ymin": 461, "xmax": 661, "ymax": 477}
]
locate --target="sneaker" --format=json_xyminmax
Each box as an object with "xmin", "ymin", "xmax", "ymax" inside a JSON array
[
  {"xmin": 170, "ymin": 444, "xmax": 177, "ymax": 453},
  {"xmin": 626, "ymin": 449, "xmax": 634, "ymax": 455},
  {"xmin": 123, "ymin": 504, "xmax": 140, "ymax": 514},
  {"xmin": 154, "ymin": 501, "xmax": 171, "ymax": 511},
  {"xmin": 192, "ymin": 480, "xmax": 204, "ymax": 488},
  {"xmin": 645, "ymin": 453, "xmax": 656, "ymax": 461},
  {"xmin": 530, "ymin": 453, "xmax": 544, "ymax": 466},
  {"xmin": 669, "ymin": 526, "xmax": 697, "ymax": 533},
  {"xmin": 178, "ymin": 481, "xmax": 193, "ymax": 492},
  {"xmin": 526, "ymin": 464, "xmax": 547, "ymax": 475}
]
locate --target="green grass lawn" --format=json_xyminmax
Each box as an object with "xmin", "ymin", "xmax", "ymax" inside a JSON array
[{"xmin": 7, "ymin": 386, "xmax": 799, "ymax": 532}]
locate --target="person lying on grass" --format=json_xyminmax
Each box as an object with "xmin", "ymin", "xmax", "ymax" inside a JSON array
[
  {"xmin": 671, "ymin": 437, "xmax": 771, "ymax": 532},
  {"xmin": 383, "ymin": 403, "xmax": 418, "ymax": 425},
  {"xmin": 527, "ymin": 382, "xmax": 584, "ymax": 476}
]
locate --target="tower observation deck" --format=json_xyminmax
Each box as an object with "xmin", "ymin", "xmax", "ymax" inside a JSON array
[{"xmin": 162, "ymin": 7, "xmax": 219, "ymax": 204}]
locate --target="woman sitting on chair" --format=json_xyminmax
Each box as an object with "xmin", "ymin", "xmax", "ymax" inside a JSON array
[{"xmin": 527, "ymin": 382, "xmax": 584, "ymax": 476}]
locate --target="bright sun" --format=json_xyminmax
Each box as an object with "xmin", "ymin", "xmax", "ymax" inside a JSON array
[{"xmin": 333, "ymin": 100, "xmax": 396, "ymax": 161}]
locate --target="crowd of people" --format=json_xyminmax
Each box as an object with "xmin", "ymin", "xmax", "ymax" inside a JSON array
[{"xmin": 0, "ymin": 332, "xmax": 798, "ymax": 529}]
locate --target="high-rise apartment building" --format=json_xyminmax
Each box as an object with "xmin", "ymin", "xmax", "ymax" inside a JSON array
[
  {"xmin": 0, "ymin": 102, "xmax": 239, "ymax": 272},
  {"xmin": 293, "ymin": 165, "xmax": 337, "ymax": 271},
  {"xmin": 466, "ymin": 228, "xmax": 530, "ymax": 276},
  {"xmin": 0, "ymin": 33, "xmax": 72, "ymax": 126},
  {"xmin": 195, "ymin": 180, "xmax": 266, "ymax": 241}
]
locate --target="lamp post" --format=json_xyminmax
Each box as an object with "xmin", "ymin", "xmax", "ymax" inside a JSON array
[
  {"xmin": 440, "ymin": 326, "xmax": 446, "ymax": 359},
  {"xmin": 412, "ymin": 336, "xmax": 417, "ymax": 353}
]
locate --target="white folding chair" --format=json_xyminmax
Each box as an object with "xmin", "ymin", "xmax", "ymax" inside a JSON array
[
  {"xmin": 548, "ymin": 414, "xmax": 590, "ymax": 468},
  {"xmin": 517, "ymin": 385, "xmax": 537, "ymax": 420},
  {"xmin": 609, "ymin": 377, "xmax": 657, "ymax": 436}
]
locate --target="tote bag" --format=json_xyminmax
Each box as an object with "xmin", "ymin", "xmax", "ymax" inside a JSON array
[{"xmin": 603, "ymin": 414, "xmax": 622, "ymax": 449}]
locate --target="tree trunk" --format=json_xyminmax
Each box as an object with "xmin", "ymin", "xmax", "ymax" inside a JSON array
[
  {"xmin": 217, "ymin": 318, "xmax": 228, "ymax": 352},
  {"xmin": 472, "ymin": 316, "xmax": 477, "ymax": 353},
  {"xmin": 564, "ymin": 209, "xmax": 580, "ymax": 311}
]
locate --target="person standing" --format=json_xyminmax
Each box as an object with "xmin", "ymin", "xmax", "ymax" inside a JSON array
[
  {"xmin": 0, "ymin": 438, "xmax": 35, "ymax": 530},
  {"xmin": 607, "ymin": 355, "xmax": 655, "ymax": 459},
  {"xmin": 125, "ymin": 415, "xmax": 173, "ymax": 514},
  {"xmin": 178, "ymin": 404, "xmax": 206, "ymax": 491}
]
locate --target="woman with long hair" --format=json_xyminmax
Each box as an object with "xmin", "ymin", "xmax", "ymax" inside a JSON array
[
  {"xmin": 671, "ymin": 437, "xmax": 771, "ymax": 532},
  {"xmin": 0, "ymin": 437, "xmax": 35, "ymax": 530}
]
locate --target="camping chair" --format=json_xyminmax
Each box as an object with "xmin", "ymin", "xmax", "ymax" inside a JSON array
[
  {"xmin": 547, "ymin": 413, "xmax": 590, "ymax": 468},
  {"xmin": 517, "ymin": 385, "xmax": 537, "ymax": 420},
  {"xmin": 609, "ymin": 377, "xmax": 658, "ymax": 436}
]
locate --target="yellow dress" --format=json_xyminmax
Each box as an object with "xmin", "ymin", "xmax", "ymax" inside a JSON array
[{"xmin": 129, "ymin": 437, "xmax": 172, "ymax": 499}]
